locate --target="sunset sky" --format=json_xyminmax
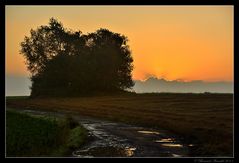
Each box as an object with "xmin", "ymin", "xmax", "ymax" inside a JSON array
[{"xmin": 6, "ymin": 6, "xmax": 233, "ymax": 83}]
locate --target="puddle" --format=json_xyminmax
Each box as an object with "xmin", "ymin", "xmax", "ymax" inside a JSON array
[
  {"xmin": 124, "ymin": 147, "xmax": 137, "ymax": 156},
  {"xmin": 73, "ymin": 120, "xmax": 137, "ymax": 157},
  {"xmin": 161, "ymin": 143, "xmax": 183, "ymax": 148},
  {"xmin": 155, "ymin": 138, "xmax": 174, "ymax": 143},
  {"xmin": 73, "ymin": 146, "xmax": 136, "ymax": 157},
  {"xmin": 137, "ymin": 130, "xmax": 160, "ymax": 135},
  {"xmin": 172, "ymin": 154, "xmax": 182, "ymax": 157}
]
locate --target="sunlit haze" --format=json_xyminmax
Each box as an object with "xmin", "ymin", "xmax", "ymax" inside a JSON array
[
  {"xmin": 5, "ymin": 6, "xmax": 234, "ymax": 95},
  {"xmin": 6, "ymin": 5, "xmax": 233, "ymax": 82}
]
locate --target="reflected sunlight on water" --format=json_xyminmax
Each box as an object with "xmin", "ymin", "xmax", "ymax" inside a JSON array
[
  {"xmin": 161, "ymin": 144, "xmax": 183, "ymax": 148},
  {"xmin": 137, "ymin": 130, "xmax": 160, "ymax": 135},
  {"xmin": 172, "ymin": 154, "xmax": 182, "ymax": 157},
  {"xmin": 155, "ymin": 138, "xmax": 174, "ymax": 143},
  {"xmin": 73, "ymin": 146, "xmax": 137, "ymax": 157},
  {"xmin": 124, "ymin": 147, "xmax": 137, "ymax": 156}
]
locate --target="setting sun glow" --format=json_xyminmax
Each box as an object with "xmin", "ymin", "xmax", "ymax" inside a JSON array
[{"xmin": 6, "ymin": 6, "xmax": 233, "ymax": 82}]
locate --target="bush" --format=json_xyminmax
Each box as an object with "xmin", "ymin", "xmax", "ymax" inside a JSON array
[{"xmin": 67, "ymin": 126, "xmax": 88, "ymax": 149}]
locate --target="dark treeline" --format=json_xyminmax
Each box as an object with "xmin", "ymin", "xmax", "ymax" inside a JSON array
[{"xmin": 20, "ymin": 18, "xmax": 134, "ymax": 97}]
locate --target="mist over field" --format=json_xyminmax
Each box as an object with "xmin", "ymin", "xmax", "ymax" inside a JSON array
[
  {"xmin": 6, "ymin": 75, "xmax": 233, "ymax": 96},
  {"xmin": 6, "ymin": 75, "xmax": 31, "ymax": 96},
  {"xmin": 134, "ymin": 77, "xmax": 233, "ymax": 93}
]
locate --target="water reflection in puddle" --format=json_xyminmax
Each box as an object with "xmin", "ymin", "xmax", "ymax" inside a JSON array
[
  {"xmin": 124, "ymin": 147, "xmax": 137, "ymax": 157},
  {"xmin": 137, "ymin": 130, "xmax": 160, "ymax": 135},
  {"xmin": 172, "ymin": 154, "xmax": 182, "ymax": 157},
  {"xmin": 73, "ymin": 146, "xmax": 136, "ymax": 157},
  {"xmin": 161, "ymin": 143, "xmax": 183, "ymax": 148},
  {"xmin": 155, "ymin": 138, "xmax": 174, "ymax": 143},
  {"xmin": 73, "ymin": 121, "xmax": 137, "ymax": 157}
]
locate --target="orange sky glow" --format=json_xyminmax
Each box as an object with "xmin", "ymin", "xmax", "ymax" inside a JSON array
[{"xmin": 6, "ymin": 6, "xmax": 233, "ymax": 82}]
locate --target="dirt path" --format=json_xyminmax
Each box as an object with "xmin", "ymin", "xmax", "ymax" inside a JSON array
[{"xmin": 9, "ymin": 108, "xmax": 189, "ymax": 157}]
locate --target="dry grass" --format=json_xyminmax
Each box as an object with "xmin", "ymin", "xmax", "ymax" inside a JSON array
[{"xmin": 6, "ymin": 93, "xmax": 233, "ymax": 157}]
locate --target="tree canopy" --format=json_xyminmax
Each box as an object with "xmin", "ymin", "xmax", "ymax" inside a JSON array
[{"xmin": 20, "ymin": 18, "xmax": 134, "ymax": 97}]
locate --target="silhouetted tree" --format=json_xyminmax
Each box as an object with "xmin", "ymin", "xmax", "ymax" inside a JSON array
[{"xmin": 20, "ymin": 18, "xmax": 134, "ymax": 97}]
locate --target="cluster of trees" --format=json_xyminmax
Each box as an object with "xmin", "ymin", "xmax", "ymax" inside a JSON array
[{"xmin": 20, "ymin": 18, "xmax": 134, "ymax": 97}]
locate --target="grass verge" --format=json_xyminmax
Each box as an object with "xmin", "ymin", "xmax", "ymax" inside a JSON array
[{"xmin": 6, "ymin": 110, "xmax": 88, "ymax": 157}]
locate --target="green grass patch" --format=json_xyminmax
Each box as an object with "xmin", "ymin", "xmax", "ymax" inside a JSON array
[
  {"xmin": 6, "ymin": 110, "xmax": 88, "ymax": 157},
  {"xmin": 67, "ymin": 126, "xmax": 88, "ymax": 149}
]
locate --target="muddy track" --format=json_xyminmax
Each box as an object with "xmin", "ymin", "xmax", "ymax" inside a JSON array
[{"xmin": 8, "ymin": 108, "xmax": 190, "ymax": 157}]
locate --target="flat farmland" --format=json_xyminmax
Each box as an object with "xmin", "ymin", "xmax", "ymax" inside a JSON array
[{"xmin": 6, "ymin": 93, "xmax": 233, "ymax": 156}]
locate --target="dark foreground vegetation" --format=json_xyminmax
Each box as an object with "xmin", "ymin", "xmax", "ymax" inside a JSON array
[
  {"xmin": 6, "ymin": 93, "xmax": 233, "ymax": 157},
  {"xmin": 6, "ymin": 110, "xmax": 88, "ymax": 157}
]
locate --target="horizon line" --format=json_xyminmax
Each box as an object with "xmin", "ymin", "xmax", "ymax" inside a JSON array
[{"xmin": 6, "ymin": 73, "xmax": 233, "ymax": 83}]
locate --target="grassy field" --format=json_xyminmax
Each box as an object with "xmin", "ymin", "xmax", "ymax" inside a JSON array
[
  {"xmin": 6, "ymin": 110, "xmax": 88, "ymax": 157},
  {"xmin": 6, "ymin": 93, "xmax": 233, "ymax": 157}
]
